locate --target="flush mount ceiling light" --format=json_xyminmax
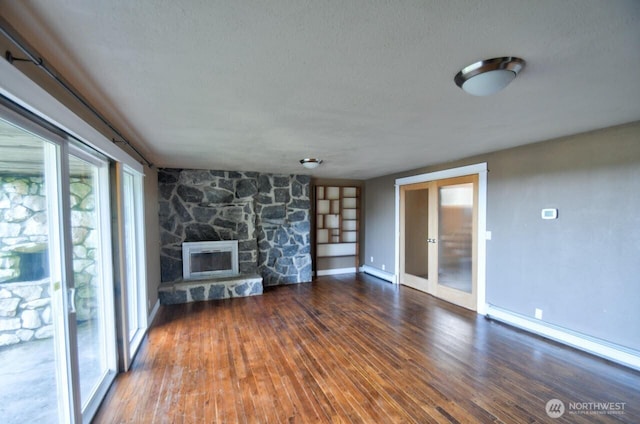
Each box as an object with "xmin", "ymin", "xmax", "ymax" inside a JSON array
[
  {"xmin": 300, "ymin": 158, "xmax": 323, "ymax": 169},
  {"xmin": 454, "ymin": 57, "xmax": 525, "ymax": 96}
]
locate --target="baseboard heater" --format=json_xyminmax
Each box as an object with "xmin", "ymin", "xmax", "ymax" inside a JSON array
[
  {"xmin": 360, "ymin": 265, "xmax": 396, "ymax": 283},
  {"xmin": 316, "ymin": 267, "xmax": 357, "ymax": 277},
  {"xmin": 485, "ymin": 304, "xmax": 640, "ymax": 371}
]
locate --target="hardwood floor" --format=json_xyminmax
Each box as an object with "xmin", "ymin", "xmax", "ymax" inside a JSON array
[{"xmin": 94, "ymin": 274, "xmax": 640, "ymax": 423}]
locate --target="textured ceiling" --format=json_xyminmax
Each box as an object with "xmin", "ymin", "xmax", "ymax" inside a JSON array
[{"xmin": 1, "ymin": 1, "xmax": 639, "ymax": 179}]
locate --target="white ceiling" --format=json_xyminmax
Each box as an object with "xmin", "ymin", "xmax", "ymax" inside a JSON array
[{"xmin": 2, "ymin": 1, "xmax": 639, "ymax": 179}]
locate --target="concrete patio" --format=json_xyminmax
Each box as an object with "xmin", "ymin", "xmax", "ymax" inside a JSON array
[{"xmin": 0, "ymin": 321, "xmax": 102, "ymax": 423}]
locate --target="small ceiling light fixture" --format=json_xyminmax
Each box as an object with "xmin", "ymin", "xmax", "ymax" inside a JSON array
[
  {"xmin": 454, "ymin": 57, "xmax": 525, "ymax": 96},
  {"xmin": 300, "ymin": 158, "xmax": 323, "ymax": 169}
]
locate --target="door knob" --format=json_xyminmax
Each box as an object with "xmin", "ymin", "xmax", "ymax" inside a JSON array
[{"xmin": 427, "ymin": 238, "xmax": 437, "ymax": 243}]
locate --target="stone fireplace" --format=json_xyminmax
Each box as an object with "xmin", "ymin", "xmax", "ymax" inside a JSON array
[{"xmin": 157, "ymin": 169, "xmax": 312, "ymax": 305}]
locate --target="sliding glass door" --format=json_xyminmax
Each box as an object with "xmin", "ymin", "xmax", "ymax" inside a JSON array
[
  {"xmin": 68, "ymin": 148, "xmax": 117, "ymax": 418},
  {"xmin": 0, "ymin": 115, "xmax": 66, "ymax": 423},
  {"xmin": 0, "ymin": 106, "xmax": 117, "ymax": 423},
  {"xmin": 118, "ymin": 164, "xmax": 147, "ymax": 370}
]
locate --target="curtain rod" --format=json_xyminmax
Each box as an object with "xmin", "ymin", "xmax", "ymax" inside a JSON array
[{"xmin": 0, "ymin": 18, "xmax": 153, "ymax": 168}]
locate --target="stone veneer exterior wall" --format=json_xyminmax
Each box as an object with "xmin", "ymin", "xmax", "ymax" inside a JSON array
[
  {"xmin": 0, "ymin": 280, "xmax": 52, "ymax": 346},
  {"xmin": 0, "ymin": 175, "xmax": 48, "ymax": 283},
  {"xmin": 0, "ymin": 174, "xmax": 99, "ymax": 347},
  {"xmin": 158, "ymin": 169, "xmax": 312, "ymax": 286}
]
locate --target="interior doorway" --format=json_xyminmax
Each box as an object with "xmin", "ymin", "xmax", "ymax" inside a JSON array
[{"xmin": 395, "ymin": 164, "xmax": 487, "ymax": 313}]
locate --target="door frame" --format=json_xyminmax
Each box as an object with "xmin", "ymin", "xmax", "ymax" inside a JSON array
[{"xmin": 395, "ymin": 163, "xmax": 488, "ymax": 315}]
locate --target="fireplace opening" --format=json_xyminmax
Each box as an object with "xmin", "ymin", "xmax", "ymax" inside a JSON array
[
  {"xmin": 190, "ymin": 251, "xmax": 232, "ymax": 274},
  {"xmin": 182, "ymin": 241, "xmax": 239, "ymax": 280}
]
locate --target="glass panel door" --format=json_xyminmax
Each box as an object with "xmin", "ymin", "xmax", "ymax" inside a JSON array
[
  {"xmin": 434, "ymin": 175, "xmax": 478, "ymax": 310},
  {"xmin": 437, "ymin": 182, "xmax": 474, "ymax": 292},
  {"xmin": 0, "ymin": 116, "xmax": 69, "ymax": 422},
  {"xmin": 68, "ymin": 148, "xmax": 117, "ymax": 418},
  {"xmin": 121, "ymin": 165, "xmax": 147, "ymax": 369},
  {"xmin": 400, "ymin": 183, "xmax": 435, "ymax": 292},
  {"xmin": 122, "ymin": 170, "xmax": 139, "ymax": 341},
  {"xmin": 399, "ymin": 175, "xmax": 478, "ymax": 310},
  {"xmin": 405, "ymin": 188, "xmax": 429, "ymax": 279}
]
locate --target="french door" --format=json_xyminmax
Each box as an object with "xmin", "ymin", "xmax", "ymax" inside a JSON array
[
  {"xmin": 399, "ymin": 175, "xmax": 478, "ymax": 310},
  {"xmin": 0, "ymin": 105, "xmax": 117, "ymax": 423}
]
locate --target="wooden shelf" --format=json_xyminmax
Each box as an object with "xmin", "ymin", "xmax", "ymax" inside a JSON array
[
  {"xmin": 342, "ymin": 197, "xmax": 357, "ymax": 209},
  {"xmin": 317, "ymin": 200, "xmax": 330, "ymax": 214},
  {"xmin": 316, "ymin": 242, "xmax": 357, "ymax": 257}
]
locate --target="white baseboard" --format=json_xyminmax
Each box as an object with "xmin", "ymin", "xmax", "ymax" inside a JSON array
[
  {"xmin": 147, "ymin": 299, "xmax": 160, "ymax": 326},
  {"xmin": 360, "ymin": 265, "xmax": 396, "ymax": 283},
  {"xmin": 486, "ymin": 304, "xmax": 640, "ymax": 371},
  {"xmin": 316, "ymin": 267, "xmax": 357, "ymax": 276}
]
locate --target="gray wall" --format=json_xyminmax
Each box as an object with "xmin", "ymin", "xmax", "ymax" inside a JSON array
[
  {"xmin": 363, "ymin": 176, "xmax": 395, "ymax": 272},
  {"xmin": 364, "ymin": 122, "xmax": 640, "ymax": 351},
  {"xmin": 144, "ymin": 166, "xmax": 161, "ymax": 314}
]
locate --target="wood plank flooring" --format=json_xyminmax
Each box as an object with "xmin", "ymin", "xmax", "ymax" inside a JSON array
[{"xmin": 94, "ymin": 274, "xmax": 640, "ymax": 423}]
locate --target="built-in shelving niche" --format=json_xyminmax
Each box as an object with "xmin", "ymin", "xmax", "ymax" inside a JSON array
[{"xmin": 315, "ymin": 185, "xmax": 360, "ymax": 275}]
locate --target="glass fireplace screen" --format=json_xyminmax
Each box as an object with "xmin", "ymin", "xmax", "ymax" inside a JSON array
[
  {"xmin": 190, "ymin": 251, "xmax": 232, "ymax": 273},
  {"xmin": 182, "ymin": 241, "xmax": 239, "ymax": 280}
]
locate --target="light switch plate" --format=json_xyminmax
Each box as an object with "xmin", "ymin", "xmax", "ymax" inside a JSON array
[{"xmin": 541, "ymin": 208, "xmax": 558, "ymax": 220}]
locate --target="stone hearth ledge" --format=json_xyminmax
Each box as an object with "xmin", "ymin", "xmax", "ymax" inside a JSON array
[{"xmin": 158, "ymin": 274, "xmax": 263, "ymax": 305}]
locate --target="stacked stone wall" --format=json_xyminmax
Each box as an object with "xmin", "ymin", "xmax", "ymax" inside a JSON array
[
  {"xmin": 158, "ymin": 169, "xmax": 312, "ymax": 286},
  {"xmin": 0, "ymin": 175, "xmax": 48, "ymax": 283},
  {"xmin": 0, "ymin": 175, "xmax": 98, "ymax": 347},
  {"xmin": 0, "ymin": 280, "xmax": 52, "ymax": 346}
]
